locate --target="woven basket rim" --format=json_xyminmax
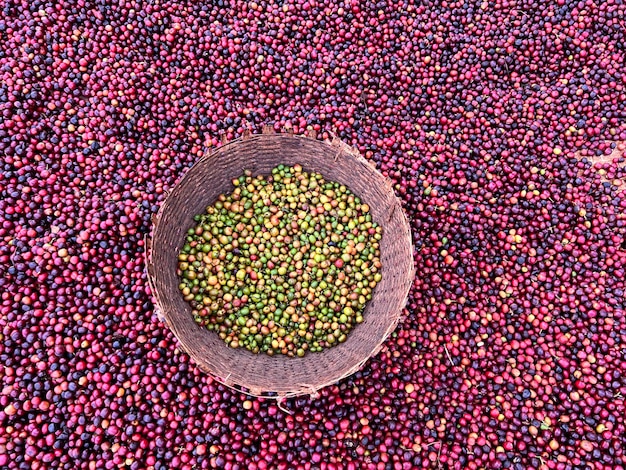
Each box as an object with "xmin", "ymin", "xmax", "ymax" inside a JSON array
[{"xmin": 146, "ymin": 132, "xmax": 415, "ymax": 398}]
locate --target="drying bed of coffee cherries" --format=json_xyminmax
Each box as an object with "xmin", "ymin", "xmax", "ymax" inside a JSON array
[{"xmin": 1, "ymin": 1, "xmax": 625, "ymax": 469}]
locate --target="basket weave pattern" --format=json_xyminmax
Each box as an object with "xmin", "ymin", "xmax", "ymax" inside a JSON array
[{"xmin": 146, "ymin": 133, "xmax": 414, "ymax": 397}]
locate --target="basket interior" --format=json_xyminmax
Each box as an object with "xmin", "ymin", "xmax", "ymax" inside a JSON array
[{"xmin": 147, "ymin": 134, "xmax": 414, "ymax": 396}]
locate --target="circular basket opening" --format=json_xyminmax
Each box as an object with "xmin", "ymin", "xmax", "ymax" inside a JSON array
[{"xmin": 146, "ymin": 133, "xmax": 414, "ymax": 397}]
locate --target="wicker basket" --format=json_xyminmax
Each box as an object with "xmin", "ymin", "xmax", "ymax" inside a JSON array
[{"xmin": 146, "ymin": 132, "xmax": 414, "ymax": 397}]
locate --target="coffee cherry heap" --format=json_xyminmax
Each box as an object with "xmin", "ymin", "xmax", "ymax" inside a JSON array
[
  {"xmin": 178, "ymin": 165, "xmax": 382, "ymax": 357},
  {"xmin": 1, "ymin": 0, "xmax": 625, "ymax": 469}
]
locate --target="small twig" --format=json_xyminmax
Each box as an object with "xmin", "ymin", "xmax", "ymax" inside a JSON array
[
  {"xmin": 536, "ymin": 454, "xmax": 547, "ymax": 468},
  {"xmin": 424, "ymin": 441, "xmax": 441, "ymax": 448},
  {"xmin": 424, "ymin": 441, "xmax": 444, "ymax": 469},
  {"xmin": 277, "ymin": 397, "xmax": 293, "ymax": 415},
  {"xmin": 438, "ymin": 443, "xmax": 443, "ymax": 469},
  {"xmin": 443, "ymin": 344, "xmax": 455, "ymax": 367}
]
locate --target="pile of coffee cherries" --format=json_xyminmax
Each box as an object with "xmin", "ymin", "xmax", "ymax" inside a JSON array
[
  {"xmin": 178, "ymin": 164, "xmax": 382, "ymax": 357},
  {"xmin": 1, "ymin": 1, "xmax": 625, "ymax": 469}
]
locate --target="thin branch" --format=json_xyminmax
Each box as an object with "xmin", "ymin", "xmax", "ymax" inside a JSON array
[{"xmin": 443, "ymin": 344, "xmax": 455, "ymax": 367}]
